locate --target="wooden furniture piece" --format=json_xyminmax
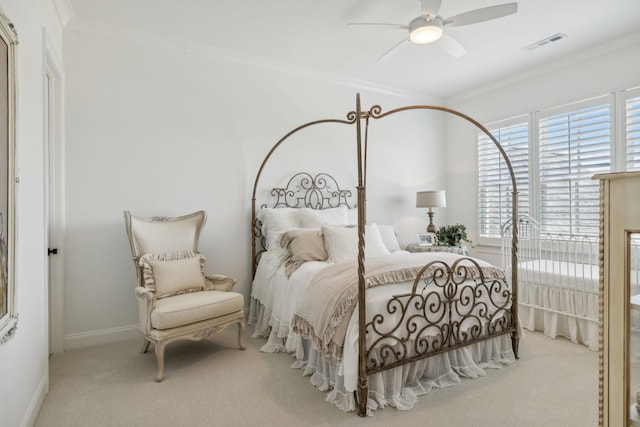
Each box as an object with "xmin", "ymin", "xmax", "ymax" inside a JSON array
[
  {"xmin": 124, "ymin": 210, "xmax": 246, "ymax": 381},
  {"xmin": 405, "ymin": 243, "xmax": 469, "ymax": 255},
  {"xmin": 596, "ymin": 171, "xmax": 640, "ymax": 426}
]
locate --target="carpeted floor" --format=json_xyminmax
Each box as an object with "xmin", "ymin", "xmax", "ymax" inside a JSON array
[{"xmin": 35, "ymin": 327, "xmax": 598, "ymax": 427}]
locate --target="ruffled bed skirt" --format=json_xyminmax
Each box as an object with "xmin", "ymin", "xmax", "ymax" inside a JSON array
[
  {"xmin": 518, "ymin": 280, "xmax": 598, "ymax": 351},
  {"xmin": 248, "ymin": 297, "xmax": 516, "ymax": 413}
]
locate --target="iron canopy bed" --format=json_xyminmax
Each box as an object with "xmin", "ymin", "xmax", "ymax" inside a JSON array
[{"xmin": 249, "ymin": 95, "xmax": 520, "ymax": 416}]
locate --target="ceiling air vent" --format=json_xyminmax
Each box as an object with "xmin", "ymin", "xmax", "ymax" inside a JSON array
[{"xmin": 522, "ymin": 33, "xmax": 567, "ymax": 51}]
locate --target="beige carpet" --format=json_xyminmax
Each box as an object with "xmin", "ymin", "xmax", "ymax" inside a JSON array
[{"xmin": 35, "ymin": 327, "xmax": 597, "ymax": 427}]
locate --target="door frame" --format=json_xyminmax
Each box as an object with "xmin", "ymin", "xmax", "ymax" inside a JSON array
[{"xmin": 43, "ymin": 31, "xmax": 65, "ymax": 354}]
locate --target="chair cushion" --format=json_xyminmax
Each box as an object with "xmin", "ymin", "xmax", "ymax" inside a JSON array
[
  {"xmin": 151, "ymin": 290, "xmax": 244, "ymax": 330},
  {"xmin": 140, "ymin": 252, "xmax": 206, "ymax": 298}
]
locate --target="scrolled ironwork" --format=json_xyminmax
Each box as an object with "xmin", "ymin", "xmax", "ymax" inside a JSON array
[
  {"xmin": 269, "ymin": 172, "xmax": 353, "ymax": 210},
  {"xmin": 365, "ymin": 258, "xmax": 515, "ymax": 374},
  {"xmin": 252, "ymin": 172, "xmax": 355, "ymax": 270},
  {"xmin": 367, "ymin": 104, "xmax": 383, "ymax": 118}
]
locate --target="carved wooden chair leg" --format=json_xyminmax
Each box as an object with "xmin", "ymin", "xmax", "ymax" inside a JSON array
[
  {"xmin": 238, "ymin": 321, "xmax": 247, "ymax": 350},
  {"xmin": 141, "ymin": 339, "xmax": 151, "ymax": 354},
  {"xmin": 154, "ymin": 341, "xmax": 166, "ymax": 382}
]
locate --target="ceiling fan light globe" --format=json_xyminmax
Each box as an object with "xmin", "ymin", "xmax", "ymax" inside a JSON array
[{"xmin": 409, "ymin": 17, "xmax": 443, "ymax": 44}]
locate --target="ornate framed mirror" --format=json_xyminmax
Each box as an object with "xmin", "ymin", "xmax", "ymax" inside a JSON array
[{"xmin": 0, "ymin": 7, "xmax": 18, "ymax": 344}]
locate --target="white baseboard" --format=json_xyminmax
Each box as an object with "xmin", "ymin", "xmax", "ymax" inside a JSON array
[
  {"xmin": 64, "ymin": 324, "xmax": 140, "ymax": 349},
  {"xmin": 21, "ymin": 373, "xmax": 48, "ymax": 427}
]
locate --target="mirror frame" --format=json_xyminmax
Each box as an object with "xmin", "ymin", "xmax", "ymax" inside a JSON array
[{"xmin": 0, "ymin": 7, "xmax": 18, "ymax": 345}]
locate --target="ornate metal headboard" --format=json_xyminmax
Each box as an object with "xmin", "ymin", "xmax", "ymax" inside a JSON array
[{"xmin": 252, "ymin": 172, "xmax": 355, "ymax": 273}]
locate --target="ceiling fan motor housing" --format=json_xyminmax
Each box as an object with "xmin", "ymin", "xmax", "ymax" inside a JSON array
[{"xmin": 409, "ymin": 16, "xmax": 443, "ymax": 44}]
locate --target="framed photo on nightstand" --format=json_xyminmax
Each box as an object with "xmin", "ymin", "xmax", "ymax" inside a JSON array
[{"xmin": 417, "ymin": 232, "xmax": 436, "ymax": 246}]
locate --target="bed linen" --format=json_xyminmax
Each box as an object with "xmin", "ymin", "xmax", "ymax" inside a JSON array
[
  {"xmin": 249, "ymin": 250, "xmax": 516, "ymax": 412},
  {"xmin": 514, "ymin": 259, "xmax": 598, "ymax": 350}
]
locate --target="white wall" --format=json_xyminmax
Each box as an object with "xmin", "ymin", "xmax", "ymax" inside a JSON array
[
  {"xmin": 62, "ymin": 25, "xmax": 447, "ymax": 347},
  {"xmin": 3, "ymin": 4, "xmax": 635, "ymax": 425},
  {"xmin": 0, "ymin": 1, "xmax": 64, "ymax": 426},
  {"xmin": 443, "ymin": 34, "xmax": 640, "ymax": 267}
]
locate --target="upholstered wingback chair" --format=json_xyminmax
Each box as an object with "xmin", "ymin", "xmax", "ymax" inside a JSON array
[{"xmin": 124, "ymin": 210, "xmax": 245, "ymax": 381}]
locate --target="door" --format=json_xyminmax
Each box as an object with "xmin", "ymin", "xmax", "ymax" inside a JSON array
[{"xmin": 44, "ymin": 39, "xmax": 64, "ymax": 354}]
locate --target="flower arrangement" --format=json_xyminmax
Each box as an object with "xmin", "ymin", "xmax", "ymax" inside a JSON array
[{"xmin": 435, "ymin": 224, "xmax": 473, "ymax": 247}]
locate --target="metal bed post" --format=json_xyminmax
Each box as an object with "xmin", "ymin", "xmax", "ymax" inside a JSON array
[
  {"xmin": 355, "ymin": 94, "xmax": 369, "ymax": 417},
  {"xmin": 511, "ymin": 190, "xmax": 519, "ymax": 356}
]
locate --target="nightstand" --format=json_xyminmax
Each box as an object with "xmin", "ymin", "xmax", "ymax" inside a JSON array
[{"xmin": 405, "ymin": 243, "xmax": 469, "ymax": 256}]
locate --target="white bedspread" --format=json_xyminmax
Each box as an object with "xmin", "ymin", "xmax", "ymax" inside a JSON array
[
  {"xmin": 250, "ymin": 250, "xmax": 327, "ymax": 354},
  {"xmin": 249, "ymin": 250, "xmax": 516, "ymax": 412}
]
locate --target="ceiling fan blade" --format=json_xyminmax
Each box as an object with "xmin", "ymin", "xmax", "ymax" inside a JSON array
[
  {"xmin": 347, "ymin": 22, "xmax": 408, "ymax": 30},
  {"xmin": 437, "ymin": 33, "xmax": 466, "ymax": 58},
  {"xmin": 444, "ymin": 3, "xmax": 517, "ymax": 27},
  {"xmin": 377, "ymin": 37, "xmax": 409, "ymax": 62},
  {"xmin": 420, "ymin": 0, "xmax": 443, "ymax": 18}
]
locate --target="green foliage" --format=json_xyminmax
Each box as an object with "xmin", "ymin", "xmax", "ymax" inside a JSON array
[{"xmin": 435, "ymin": 224, "xmax": 473, "ymax": 247}]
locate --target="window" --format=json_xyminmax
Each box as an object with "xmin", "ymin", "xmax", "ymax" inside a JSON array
[
  {"xmin": 477, "ymin": 118, "xmax": 530, "ymax": 238},
  {"xmin": 538, "ymin": 98, "xmax": 612, "ymax": 237},
  {"xmin": 476, "ymin": 93, "xmax": 627, "ymax": 242},
  {"xmin": 625, "ymin": 91, "xmax": 640, "ymax": 171}
]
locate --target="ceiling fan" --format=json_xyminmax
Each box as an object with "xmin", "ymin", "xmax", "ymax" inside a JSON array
[{"xmin": 348, "ymin": 0, "xmax": 518, "ymax": 61}]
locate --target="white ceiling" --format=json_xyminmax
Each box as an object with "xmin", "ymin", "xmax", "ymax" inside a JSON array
[{"xmin": 67, "ymin": 0, "xmax": 640, "ymax": 100}]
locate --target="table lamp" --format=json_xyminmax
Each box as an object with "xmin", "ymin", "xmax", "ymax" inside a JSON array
[{"xmin": 416, "ymin": 190, "xmax": 446, "ymax": 233}]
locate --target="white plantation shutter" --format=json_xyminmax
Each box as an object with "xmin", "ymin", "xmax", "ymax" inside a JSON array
[
  {"xmin": 538, "ymin": 97, "xmax": 612, "ymax": 237},
  {"xmin": 478, "ymin": 119, "xmax": 530, "ymax": 238},
  {"xmin": 625, "ymin": 92, "xmax": 640, "ymax": 171}
]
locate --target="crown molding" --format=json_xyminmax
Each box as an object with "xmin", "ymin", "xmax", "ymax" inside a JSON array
[
  {"xmin": 52, "ymin": 0, "xmax": 74, "ymax": 27},
  {"xmin": 66, "ymin": 19, "xmax": 435, "ymax": 103}
]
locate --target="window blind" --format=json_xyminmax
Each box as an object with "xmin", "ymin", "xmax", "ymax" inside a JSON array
[
  {"xmin": 478, "ymin": 121, "xmax": 529, "ymax": 238},
  {"xmin": 626, "ymin": 94, "xmax": 640, "ymax": 171},
  {"xmin": 538, "ymin": 101, "xmax": 611, "ymax": 237}
]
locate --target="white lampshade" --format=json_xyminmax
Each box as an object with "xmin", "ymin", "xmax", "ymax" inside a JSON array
[
  {"xmin": 409, "ymin": 17, "xmax": 443, "ymax": 44},
  {"xmin": 416, "ymin": 190, "xmax": 447, "ymax": 208}
]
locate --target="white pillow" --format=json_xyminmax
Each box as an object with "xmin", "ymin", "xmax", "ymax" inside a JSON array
[
  {"xmin": 321, "ymin": 223, "xmax": 390, "ymax": 262},
  {"xmin": 257, "ymin": 208, "xmax": 301, "ymax": 249},
  {"xmin": 366, "ymin": 223, "xmax": 391, "ymax": 258},
  {"xmin": 139, "ymin": 252, "xmax": 206, "ymax": 298},
  {"xmin": 376, "ymin": 224, "xmax": 402, "ymax": 253},
  {"xmin": 347, "ymin": 208, "xmax": 358, "ymax": 225},
  {"xmin": 298, "ymin": 206, "xmax": 349, "ymax": 228}
]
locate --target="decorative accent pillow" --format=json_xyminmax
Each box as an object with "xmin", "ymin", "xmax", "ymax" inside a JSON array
[
  {"xmin": 298, "ymin": 206, "xmax": 349, "ymax": 229},
  {"xmin": 321, "ymin": 223, "xmax": 390, "ymax": 262},
  {"xmin": 256, "ymin": 208, "xmax": 301, "ymax": 249},
  {"xmin": 376, "ymin": 224, "xmax": 402, "ymax": 253},
  {"xmin": 279, "ymin": 228, "xmax": 328, "ymax": 277},
  {"xmin": 139, "ymin": 251, "xmax": 206, "ymax": 298}
]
